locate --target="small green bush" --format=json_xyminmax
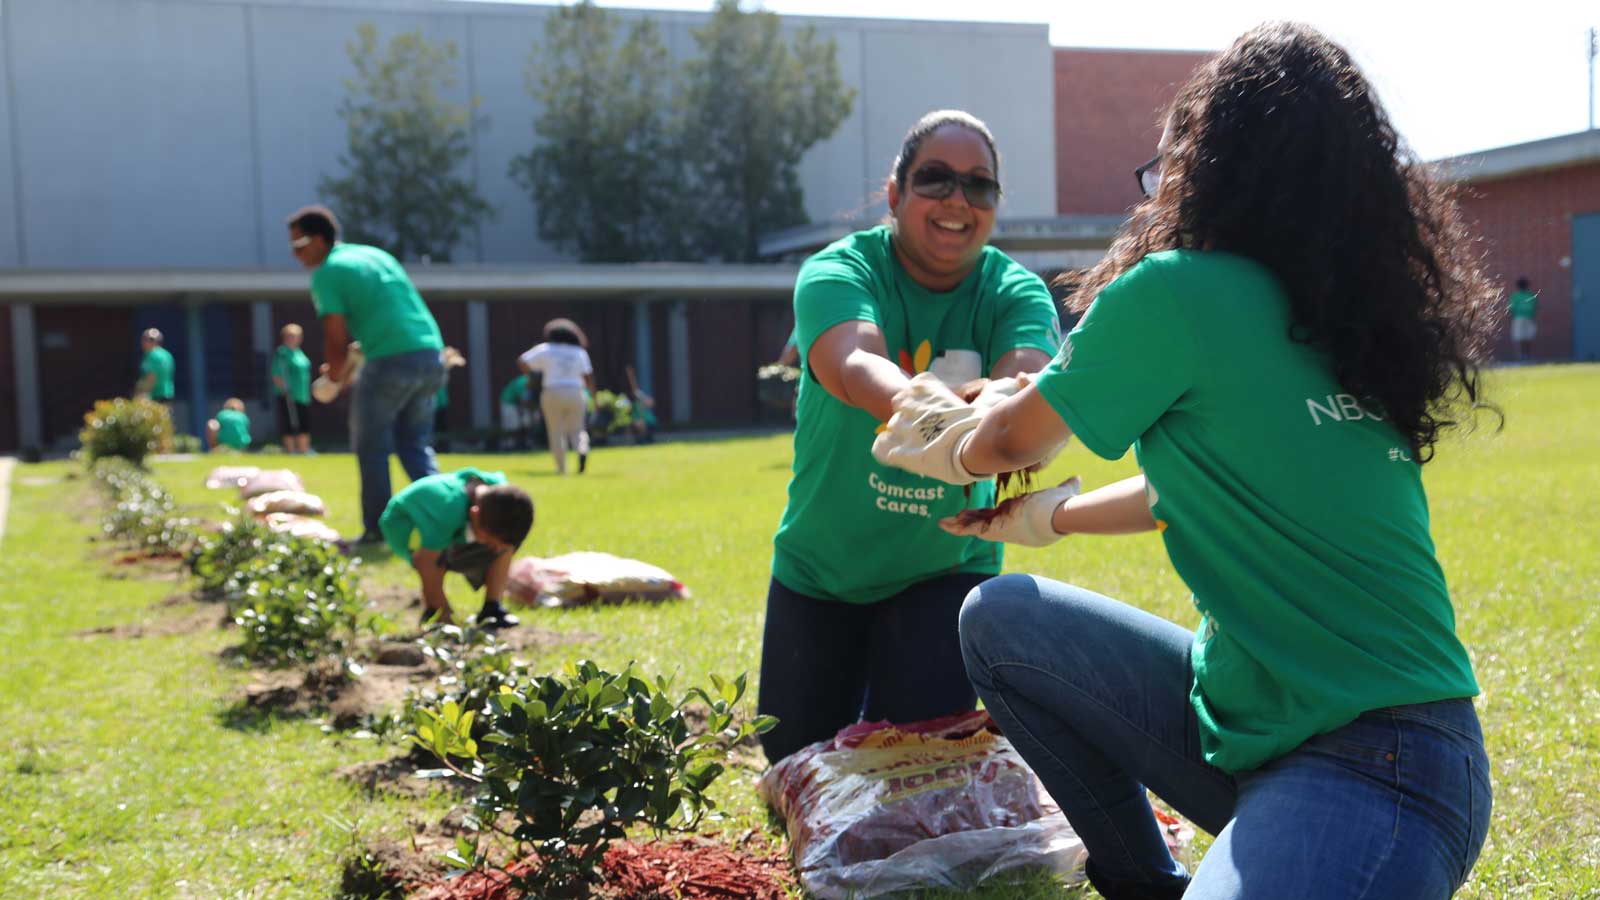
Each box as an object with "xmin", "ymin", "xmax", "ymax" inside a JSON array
[
  {"xmin": 79, "ymin": 398, "xmax": 174, "ymax": 466},
  {"xmin": 187, "ymin": 513, "xmax": 284, "ymax": 594},
  {"xmin": 227, "ymin": 538, "xmax": 369, "ymax": 667},
  {"xmin": 414, "ymin": 661, "xmax": 775, "ymax": 894}
]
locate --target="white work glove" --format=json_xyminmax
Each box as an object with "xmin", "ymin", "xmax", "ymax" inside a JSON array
[
  {"xmin": 872, "ymin": 372, "xmax": 985, "ymax": 485},
  {"xmin": 970, "ymin": 376, "xmax": 1022, "ymax": 410},
  {"xmin": 939, "ymin": 477, "xmax": 1082, "ymax": 547}
]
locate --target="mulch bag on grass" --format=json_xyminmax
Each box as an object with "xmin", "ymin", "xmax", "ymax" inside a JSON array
[
  {"xmin": 204, "ymin": 465, "xmax": 261, "ymax": 490},
  {"xmin": 505, "ymin": 551, "xmax": 688, "ymax": 608},
  {"xmin": 758, "ymin": 710, "xmax": 1087, "ymax": 899},
  {"xmin": 245, "ymin": 490, "xmax": 327, "ymax": 517},
  {"xmin": 260, "ymin": 513, "xmax": 340, "ymax": 544},
  {"xmin": 238, "ymin": 469, "xmax": 305, "ymax": 499}
]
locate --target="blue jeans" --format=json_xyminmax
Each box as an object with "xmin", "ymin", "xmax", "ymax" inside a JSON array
[
  {"xmin": 959, "ymin": 574, "xmax": 1492, "ymax": 900},
  {"xmin": 350, "ymin": 349, "xmax": 447, "ymax": 535},
  {"xmin": 756, "ymin": 572, "xmax": 987, "ymax": 764}
]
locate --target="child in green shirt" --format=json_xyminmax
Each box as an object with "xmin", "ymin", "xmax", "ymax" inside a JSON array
[
  {"xmin": 378, "ymin": 468, "xmax": 534, "ymax": 629},
  {"xmin": 206, "ymin": 398, "xmax": 252, "ymax": 451}
]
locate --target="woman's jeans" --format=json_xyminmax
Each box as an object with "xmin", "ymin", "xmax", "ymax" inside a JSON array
[
  {"xmin": 756, "ymin": 572, "xmax": 988, "ymax": 764},
  {"xmin": 959, "ymin": 574, "xmax": 1492, "ymax": 900},
  {"xmin": 350, "ymin": 349, "xmax": 447, "ymax": 535}
]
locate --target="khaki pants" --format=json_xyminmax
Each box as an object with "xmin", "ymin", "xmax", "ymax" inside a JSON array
[{"xmin": 540, "ymin": 384, "xmax": 590, "ymax": 474}]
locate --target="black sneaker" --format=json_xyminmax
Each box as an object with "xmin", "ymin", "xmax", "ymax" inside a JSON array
[
  {"xmin": 578, "ymin": 453, "xmax": 588, "ymax": 474},
  {"xmin": 419, "ymin": 606, "xmax": 446, "ymax": 628},
  {"xmin": 476, "ymin": 602, "xmax": 520, "ymax": 630},
  {"xmin": 354, "ymin": 531, "xmax": 385, "ymax": 545}
]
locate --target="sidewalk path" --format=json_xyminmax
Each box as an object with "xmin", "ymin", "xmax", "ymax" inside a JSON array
[{"xmin": 0, "ymin": 458, "xmax": 14, "ymax": 548}]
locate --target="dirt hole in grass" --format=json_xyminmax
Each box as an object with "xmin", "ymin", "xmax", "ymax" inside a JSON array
[{"xmin": 72, "ymin": 605, "xmax": 230, "ymax": 640}]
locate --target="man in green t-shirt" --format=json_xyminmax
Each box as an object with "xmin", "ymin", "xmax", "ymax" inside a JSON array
[
  {"xmin": 271, "ymin": 323, "xmax": 314, "ymax": 454},
  {"xmin": 135, "ymin": 328, "xmax": 176, "ymax": 402},
  {"xmin": 287, "ymin": 205, "xmax": 447, "ymax": 543},
  {"xmin": 378, "ymin": 467, "xmax": 534, "ymax": 629},
  {"xmin": 205, "ymin": 398, "xmax": 252, "ymax": 451},
  {"xmin": 1508, "ymin": 276, "xmax": 1539, "ymax": 362}
]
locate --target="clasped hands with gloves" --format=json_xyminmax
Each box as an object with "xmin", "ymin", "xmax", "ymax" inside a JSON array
[{"xmin": 871, "ymin": 371, "xmax": 1075, "ymax": 547}]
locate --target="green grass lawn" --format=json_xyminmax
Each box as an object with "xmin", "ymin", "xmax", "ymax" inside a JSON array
[{"xmin": 2, "ymin": 363, "xmax": 1597, "ymax": 899}]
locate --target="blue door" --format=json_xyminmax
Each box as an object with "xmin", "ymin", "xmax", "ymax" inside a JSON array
[{"xmin": 1574, "ymin": 213, "xmax": 1600, "ymax": 361}]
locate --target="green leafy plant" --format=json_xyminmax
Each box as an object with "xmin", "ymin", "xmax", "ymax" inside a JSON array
[
  {"xmin": 228, "ymin": 538, "xmax": 369, "ymax": 667},
  {"xmin": 79, "ymin": 397, "xmax": 175, "ymax": 466},
  {"xmin": 187, "ymin": 513, "xmax": 284, "ymax": 594},
  {"xmin": 413, "ymin": 660, "xmax": 775, "ymax": 895}
]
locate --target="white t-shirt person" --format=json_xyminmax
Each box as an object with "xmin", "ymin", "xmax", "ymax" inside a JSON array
[{"xmin": 518, "ymin": 342, "xmax": 593, "ymax": 389}]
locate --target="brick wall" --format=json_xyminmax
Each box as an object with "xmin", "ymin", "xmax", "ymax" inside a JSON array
[
  {"xmin": 1455, "ymin": 161, "xmax": 1600, "ymax": 360},
  {"xmin": 1054, "ymin": 48, "xmax": 1210, "ymax": 215}
]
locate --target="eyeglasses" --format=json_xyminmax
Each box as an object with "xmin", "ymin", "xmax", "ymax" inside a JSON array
[
  {"xmin": 909, "ymin": 164, "xmax": 1001, "ymax": 210},
  {"xmin": 290, "ymin": 235, "xmax": 313, "ymax": 250},
  {"xmin": 1135, "ymin": 154, "xmax": 1162, "ymax": 199}
]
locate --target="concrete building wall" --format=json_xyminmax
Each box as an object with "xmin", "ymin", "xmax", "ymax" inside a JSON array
[
  {"xmin": 1053, "ymin": 47, "xmax": 1209, "ymax": 216},
  {"xmin": 1456, "ymin": 162, "xmax": 1600, "ymax": 360},
  {"xmin": 2, "ymin": 0, "xmax": 1057, "ymax": 270}
]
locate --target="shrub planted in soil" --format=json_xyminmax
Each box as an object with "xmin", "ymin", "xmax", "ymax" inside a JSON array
[
  {"xmin": 79, "ymin": 397, "xmax": 174, "ymax": 466},
  {"xmin": 188, "ymin": 513, "xmax": 284, "ymax": 593},
  {"xmin": 413, "ymin": 661, "xmax": 776, "ymax": 896},
  {"xmin": 228, "ymin": 537, "xmax": 369, "ymax": 667}
]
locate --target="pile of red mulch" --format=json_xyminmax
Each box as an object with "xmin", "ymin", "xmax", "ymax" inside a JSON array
[{"xmin": 413, "ymin": 838, "xmax": 796, "ymax": 900}]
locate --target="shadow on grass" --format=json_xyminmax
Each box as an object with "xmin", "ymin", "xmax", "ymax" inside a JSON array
[{"xmin": 218, "ymin": 701, "xmax": 299, "ymax": 733}]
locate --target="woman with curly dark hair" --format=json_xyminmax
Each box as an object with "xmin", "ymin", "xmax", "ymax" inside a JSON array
[{"xmin": 872, "ymin": 22, "xmax": 1498, "ymax": 900}]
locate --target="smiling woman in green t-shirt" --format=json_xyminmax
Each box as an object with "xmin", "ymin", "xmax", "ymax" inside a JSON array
[
  {"xmin": 874, "ymin": 25, "xmax": 1499, "ymax": 900},
  {"xmin": 756, "ymin": 110, "xmax": 1061, "ymax": 765}
]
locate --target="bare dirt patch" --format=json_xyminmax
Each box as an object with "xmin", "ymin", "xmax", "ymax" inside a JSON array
[{"xmin": 73, "ymin": 605, "xmax": 231, "ymax": 640}]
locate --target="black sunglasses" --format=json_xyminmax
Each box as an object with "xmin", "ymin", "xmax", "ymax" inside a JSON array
[
  {"xmin": 1135, "ymin": 154, "xmax": 1162, "ymax": 199},
  {"xmin": 909, "ymin": 164, "xmax": 1001, "ymax": 210}
]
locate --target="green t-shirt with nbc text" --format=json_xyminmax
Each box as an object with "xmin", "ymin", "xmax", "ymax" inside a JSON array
[
  {"xmin": 1508, "ymin": 289, "xmax": 1538, "ymax": 321},
  {"xmin": 140, "ymin": 346, "xmax": 176, "ymax": 401},
  {"xmin": 271, "ymin": 345, "xmax": 313, "ymax": 405},
  {"xmin": 310, "ymin": 243, "xmax": 443, "ymax": 362},
  {"xmin": 772, "ymin": 226, "xmax": 1061, "ymax": 604},
  {"xmin": 1033, "ymin": 249, "xmax": 1478, "ymax": 773},
  {"xmin": 214, "ymin": 408, "xmax": 251, "ymax": 450},
  {"xmin": 379, "ymin": 468, "xmax": 506, "ymax": 564}
]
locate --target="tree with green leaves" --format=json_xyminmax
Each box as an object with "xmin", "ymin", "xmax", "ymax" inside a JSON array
[
  {"xmin": 679, "ymin": 0, "xmax": 856, "ymax": 261},
  {"xmin": 320, "ymin": 23, "xmax": 492, "ymax": 263},
  {"xmin": 512, "ymin": 2, "xmax": 685, "ymax": 262}
]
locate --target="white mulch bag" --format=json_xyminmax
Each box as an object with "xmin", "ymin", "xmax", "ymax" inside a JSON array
[
  {"xmin": 238, "ymin": 470, "xmax": 305, "ymax": 500},
  {"xmin": 505, "ymin": 552, "xmax": 689, "ymax": 608},
  {"xmin": 245, "ymin": 490, "xmax": 327, "ymax": 517},
  {"xmin": 758, "ymin": 710, "xmax": 1088, "ymax": 899},
  {"xmin": 260, "ymin": 513, "xmax": 340, "ymax": 544},
  {"xmin": 205, "ymin": 466, "xmax": 261, "ymax": 490}
]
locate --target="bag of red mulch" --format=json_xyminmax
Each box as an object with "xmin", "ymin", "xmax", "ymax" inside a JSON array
[
  {"xmin": 758, "ymin": 710, "xmax": 1087, "ymax": 899},
  {"xmin": 238, "ymin": 469, "xmax": 305, "ymax": 500},
  {"xmin": 505, "ymin": 552, "xmax": 689, "ymax": 608},
  {"xmin": 205, "ymin": 465, "xmax": 261, "ymax": 490},
  {"xmin": 259, "ymin": 513, "xmax": 340, "ymax": 544},
  {"xmin": 245, "ymin": 490, "xmax": 326, "ymax": 517}
]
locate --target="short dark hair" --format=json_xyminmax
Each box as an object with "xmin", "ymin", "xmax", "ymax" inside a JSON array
[
  {"xmin": 891, "ymin": 110, "xmax": 1000, "ymax": 191},
  {"xmin": 476, "ymin": 484, "xmax": 534, "ymax": 548},
  {"xmin": 1515, "ymin": 277, "xmax": 1530, "ymax": 290},
  {"xmin": 286, "ymin": 205, "xmax": 340, "ymax": 243}
]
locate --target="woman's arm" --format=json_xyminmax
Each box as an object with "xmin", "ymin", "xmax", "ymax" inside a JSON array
[
  {"xmin": 957, "ymin": 385, "xmax": 1071, "ymax": 475},
  {"xmin": 807, "ymin": 320, "xmax": 909, "ymax": 423},
  {"xmin": 1052, "ymin": 474, "xmax": 1157, "ymax": 535}
]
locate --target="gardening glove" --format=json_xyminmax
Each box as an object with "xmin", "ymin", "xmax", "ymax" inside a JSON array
[
  {"xmin": 970, "ymin": 376, "xmax": 1023, "ymax": 411},
  {"xmin": 873, "ymin": 372, "xmax": 986, "ymax": 485},
  {"xmin": 939, "ymin": 477, "xmax": 1082, "ymax": 547}
]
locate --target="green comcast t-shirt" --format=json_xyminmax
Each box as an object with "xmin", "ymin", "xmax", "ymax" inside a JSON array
[
  {"xmin": 1033, "ymin": 250, "xmax": 1478, "ymax": 773},
  {"xmin": 1508, "ymin": 289, "xmax": 1538, "ymax": 320},
  {"xmin": 773, "ymin": 226, "xmax": 1061, "ymax": 603},
  {"xmin": 140, "ymin": 347, "xmax": 176, "ymax": 400},
  {"xmin": 214, "ymin": 408, "xmax": 251, "ymax": 450},
  {"xmin": 271, "ymin": 345, "xmax": 312, "ymax": 405},
  {"xmin": 499, "ymin": 375, "xmax": 529, "ymax": 406},
  {"xmin": 379, "ymin": 468, "xmax": 506, "ymax": 564},
  {"xmin": 310, "ymin": 243, "xmax": 444, "ymax": 361}
]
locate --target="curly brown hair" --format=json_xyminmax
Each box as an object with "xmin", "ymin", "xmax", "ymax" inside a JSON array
[{"xmin": 1067, "ymin": 22, "xmax": 1499, "ymax": 462}]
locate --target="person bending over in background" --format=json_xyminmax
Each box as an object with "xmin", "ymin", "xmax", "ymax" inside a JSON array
[
  {"xmin": 206, "ymin": 398, "xmax": 251, "ymax": 451},
  {"xmin": 379, "ymin": 467, "xmax": 533, "ymax": 630}
]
